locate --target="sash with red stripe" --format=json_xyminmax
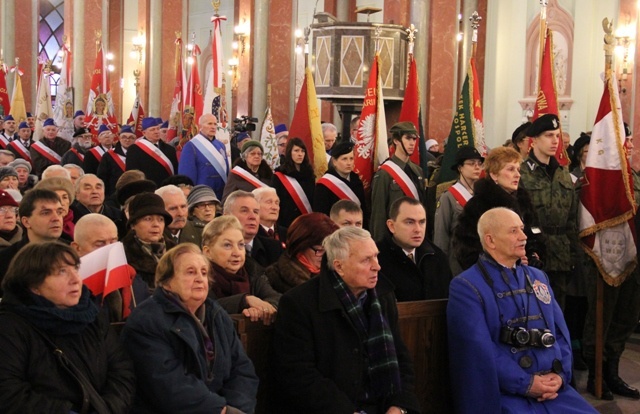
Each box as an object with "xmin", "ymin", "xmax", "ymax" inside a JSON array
[
  {"xmin": 317, "ymin": 174, "xmax": 361, "ymax": 205},
  {"xmin": 32, "ymin": 141, "xmax": 63, "ymax": 164},
  {"xmin": 447, "ymin": 182, "xmax": 473, "ymax": 207},
  {"xmin": 89, "ymin": 146, "xmax": 106, "ymax": 162},
  {"xmin": 380, "ymin": 161, "xmax": 419, "ymax": 199},
  {"xmin": 7, "ymin": 140, "xmax": 31, "ymax": 161},
  {"xmin": 231, "ymin": 166, "xmax": 267, "ymax": 189},
  {"xmin": 135, "ymin": 139, "xmax": 174, "ymax": 175},
  {"xmin": 274, "ymin": 172, "xmax": 312, "ymax": 214},
  {"xmin": 108, "ymin": 150, "xmax": 126, "ymax": 171},
  {"xmin": 70, "ymin": 148, "xmax": 85, "ymax": 162},
  {"xmin": 0, "ymin": 136, "xmax": 8, "ymax": 149}
]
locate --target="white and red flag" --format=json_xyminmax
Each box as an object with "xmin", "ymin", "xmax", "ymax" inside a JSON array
[
  {"xmin": 353, "ymin": 53, "xmax": 389, "ymax": 192},
  {"xmin": 79, "ymin": 242, "xmax": 136, "ymax": 316},
  {"xmin": 184, "ymin": 44, "xmax": 203, "ymax": 136},
  {"xmin": 167, "ymin": 36, "xmax": 185, "ymax": 143},
  {"xmin": 0, "ymin": 63, "xmax": 11, "ymax": 117},
  {"xmin": 126, "ymin": 92, "xmax": 146, "ymax": 138},
  {"xmin": 53, "ymin": 43, "xmax": 74, "ymax": 141},
  {"xmin": 33, "ymin": 67, "xmax": 53, "ymax": 141},
  {"xmin": 85, "ymin": 43, "xmax": 119, "ymax": 137},
  {"xmin": 579, "ymin": 69, "xmax": 637, "ymax": 286}
]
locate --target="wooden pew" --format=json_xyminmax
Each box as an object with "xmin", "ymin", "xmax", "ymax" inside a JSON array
[
  {"xmin": 397, "ymin": 299, "xmax": 452, "ymax": 414},
  {"xmin": 232, "ymin": 299, "xmax": 451, "ymax": 414}
]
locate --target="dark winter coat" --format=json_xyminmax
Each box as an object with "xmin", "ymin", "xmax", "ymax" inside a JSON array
[
  {"xmin": 0, "ymin": 289, "xmax": 135, "ymax": 413},
  {"xmin": 125, "ymin": 139, "xmax": 178, "ymax": 187},
  {"xmin": 313, "ymin": 168, "xmax": 367, "ymax": 218},
  {"xmin": 30, "ymin": 136, "xmax": 72, "ymax": 177},
  {"xmin": 452, "ymin": 178, "xmax": 544, "ymax": 272},
  {"xmin": 221, "ymin": 159, "xmax": 273, "ymax": 204},
  {"xmin": 377, "ymin": 234, "xmax": 451, "ymax": 301},
  {"xmin": 121, "ymin": 288, "xmax": 259, "ymax": 413},
  {"xmin": 265, "ymin": 253, "xmax": 316, "ymax": 294},
  {"xmin": 272, "ymin": 166, "xmax": 315, "ymax": 228},
  {"xmin": 97, "ymin": 143, "xmax": 127, "ymax": 197},
  {"xmin": 251, "ymin": 234, "xmax": 284, "ymax": 268},
  {"xmin": 269, "ymin": 266, "xmax": 420, "ymax": 413}
]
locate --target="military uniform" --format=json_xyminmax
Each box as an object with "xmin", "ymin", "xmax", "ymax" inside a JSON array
[
  {"xmin": 126, "ymin": 138, "xmax": 178, "ymax": 187},
  {"xmin": 369, "ymin": 154, "xmax": 426, "ymax": 241},
  {"xmin": 519, "ymin": 152, "xmax": 578, "ymax": 309},
  {"xmin": 30, "ymin": 136, "xmax": 72, "ymax": 177},
  {"xmin": 448, "ymin": 254, "xmax": 597, "ymax": 413},
  {"xmin": 97, "ymin": 142, "xmax": 127, "ymax": 197},
  {"xmin": 83, "ymin": 145, "xmax": 110, "ymax": 175},
  {"xmin": 61, "ymin": 143, "xmax": 88, "ymax": 168}
]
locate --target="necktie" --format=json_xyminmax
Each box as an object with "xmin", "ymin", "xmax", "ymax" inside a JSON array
[
  {"xmin": 245, "ymin": 244, "xmax": 252, "ymax": 254},
  {"xmin": 407, "ymin": 253, "xmax": 414, "ymax": 263},
  {"xmin": 267, "ymin": 228, "xmax": 275, "ymax": 238}
]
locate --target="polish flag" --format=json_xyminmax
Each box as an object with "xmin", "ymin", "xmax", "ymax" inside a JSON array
[
  {"xmin": 578, "ymin": 69, "xmax": 637, "ymax": 286},
  {"xmin": 79, "ymin": 242, "xmax": 135, "ymax": 298}
]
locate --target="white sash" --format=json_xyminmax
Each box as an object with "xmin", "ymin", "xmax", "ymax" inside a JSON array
[
  {"xmin": 317, "ymin": 174, "xmax": 360, "ymax": 205},
  {"xmin": 136, "ymin": 139, "xmax": 175, "ymax": 174},
  {"xmin": 0, "ymin": 135, "xmax": 8, "ymax": 148},
  {"xmin": 89, "ymin": 146, "xmax": 106, "ymax": 161},
  {"xmin": 450, "ymin": 182, "xmax": 473, "ymax": 202},
  {"xmin": 191, "ymin": 134, "xmax": 228, "ymax": 183},
  {"xmin": 32, "ymin": 140, "xmax": 62, "ymax": 163},
  {"xmin": 8, "ymin": 140, "xmax": 31, "ymax": 161},
  {"xmin": 380, "ymin": 161, "xmax": 419, "ymax": 199},
  {"xmin": 274, "ymin": 172, "xmax": 312, "ymax": 214},
  {"xmin": 231, "ymin": 166, "xmax": 267, "ymax": 188}
]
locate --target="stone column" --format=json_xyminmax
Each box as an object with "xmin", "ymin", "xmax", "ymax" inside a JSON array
[
  {"xmin": 267, "ymin": 0, "xmax": 293, "ymax": 125},
  {"xmin": 148, "ymin": 0, "xmax": 162, "ymax": 116},
  {"xmin": 336, "ymin": 0, "xmax": 349, "ymax": 21},
  {"xmin": 251, "ymin": 0, "xmax": 268, "ymax": 135},
  {"xmin": 72, "ymin": 0, "xmax": 84, "ymax": 110}
]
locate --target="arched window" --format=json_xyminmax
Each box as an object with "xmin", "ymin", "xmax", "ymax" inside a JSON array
[{"xmin": 38, "ymin": 0, "xmax": 64, "ymax": 99}]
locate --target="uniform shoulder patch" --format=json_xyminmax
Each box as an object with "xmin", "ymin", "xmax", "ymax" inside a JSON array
[{"xmin": 532, "ymin": 279, "xmax": 552, "ymax": 305}]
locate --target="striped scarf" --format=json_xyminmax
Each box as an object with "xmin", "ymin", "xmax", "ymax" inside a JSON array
[{"xmin": 328, "ymin": 269, "xmax": 401, "ymax": 398}]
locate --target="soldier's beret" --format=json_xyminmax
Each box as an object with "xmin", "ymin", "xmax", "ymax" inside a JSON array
[
  {"xmin": 511, "ymin": 122, "xmax": 532, "ymax": 144},
  {"xmin": 120, "ymin": 125, "xmax": 134, "ymax": 135},
  {"xmin": 331, "ymin": 141, "xmax": 354, "ymax": 159},
  {"xmin": 43, "ymin": 118, "xmax": 55, "ymax": 127},
  {"xmin": 98, "ymin": 124, "xmax": 111, "ymax": 135},
  {"xmin": 18, "ymin": 121, "xmax": 29, "ymax": 129},
  {"xmin": 141, "ymin": 117, "xmax": 156, "ymax": 131},
  {"xmin": 4, "ymin": 115, "xmax": 14, "ymax": 121},
  {"xmin": 529, "ymin": 114, "xmax": 560, "ymax": 138},
  {"xmin": 389, "ymin": 121, "xmax": 418, "ymax": 136}
]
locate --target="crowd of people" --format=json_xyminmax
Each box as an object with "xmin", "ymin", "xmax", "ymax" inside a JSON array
[{"xmin": 0, "ymin": 108, "xmax": 637, "ymax": 413}]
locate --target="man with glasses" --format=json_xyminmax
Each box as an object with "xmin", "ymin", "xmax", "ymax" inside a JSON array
[
  {"xmin": 61, "ymin": 127, "xmax": 93, "ymax": 169},
  {"xmin": 97, "ymin": 125, "xmax": 137, "ymax": 197},
  {"xmin": 370, "ymin": 121, "xmax": 427, "ymax": 241}
]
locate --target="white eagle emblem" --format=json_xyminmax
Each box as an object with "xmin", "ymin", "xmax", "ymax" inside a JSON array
[{"xmin": 354, "ymin": 114, "xmax": 376, "ymax": 159}]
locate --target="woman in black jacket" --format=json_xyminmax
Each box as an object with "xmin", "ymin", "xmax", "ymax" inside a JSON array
[{"xmin": 0, "ymin": 242, "xmax": 135, "ymax": 413}]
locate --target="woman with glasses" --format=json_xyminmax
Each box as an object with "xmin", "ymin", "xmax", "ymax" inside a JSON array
[
  {"xmin": 265, "ymin": 213, "xmax": 338, "ymax": 294},
  {"xmin": 452, "ymin": 146, "xmax": 544, "ymax": 273},
  {"xmin": 0, "ymin": 190, "xmax": 20, "ymax": 248},
  {"xmin": 433, "ymin": 146, "xmax": 484, "ymax": 274},
  {"xmin": 202, "ymin": 215, "xmax": 280, "ymax": 325},
  {"xmin": 221, "ymin": 140, "xmax": 273, "ymax": 204},
  {"xmin": 187, "ymin": 184, "xmax": 221, "ymax": 237}
]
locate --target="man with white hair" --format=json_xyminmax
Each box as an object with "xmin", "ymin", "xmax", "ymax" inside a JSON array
[
  {"xmin": 70, "ymin": 174, "xmax": 124, "ymax": 234},
  {"xmin": 178, "ymin": 113, "xmax": 229, "ymax": 199},
  {"xmin": 322, "ymin": 122, "xmax": 338, "ymax": 158},
  {"xmin": 30, "ymin": 118, "xmax": 72, "ymax": 177},
  {"xmin": 253, "ymin": 186, "xmax": 286, "ymax": 242},
  {"xmin": 42, "ymin": 164, "xmax": 72, "ymax": 181},
  {"xmin": 270, "ymin": 226, "xmax": 420, "ymax": 413},
  {"xmin": 447, "ymin": 207, "xmax": 595, "ymax": 413},
  {"xmin": 156, "ymin": 184, "xmax": 201, "ymax": 246}
]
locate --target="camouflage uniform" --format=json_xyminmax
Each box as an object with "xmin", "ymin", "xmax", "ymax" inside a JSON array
[
  {"xmin": 519, "ymin": 153, "xmax": 578, "ymax": 310},
  {"xmin": 369, "ymin": 154, "xmax": 426, "ymax": 241}
]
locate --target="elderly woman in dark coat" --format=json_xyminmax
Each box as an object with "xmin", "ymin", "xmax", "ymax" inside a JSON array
[
  {"xmin": 0, "ymin": 242, "xmax": 135, "ymax": 413},
  {"xmin": 202, "ymin": 215, "xmax": 281, "ymax": 325},
  {"xmin": 452, "ymin": 146, "xmax": 544, "ymax": 273},
  {"xmin": 221, "ymin": 140, "xmax": 273, "ymax": 204},
  {"xmin": 265, "ymin": 212, "xmax": 338, "ymax": 294},
  {"xmin": 121, "ymin": 243, "xmax": 259, "ymax": 414}
]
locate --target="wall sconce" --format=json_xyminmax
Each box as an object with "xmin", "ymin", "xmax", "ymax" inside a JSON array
[
  {"xmin": 228, "ymin": 57, "xmax": 239, "ymax": 90},
  {"xmin": 234, "ymin": 20, "xmax": 250, "ymax": 56},
  {"xmin": 615, "ymin": 35, "xmax": 632, "ymax": 94},
  {"xmin": 294, "ymin": 27, "xmax": 310, "ymax": 55},
  {"xmin": 130, "ymin": 33, "xmax": 144, "ymax": 65}
]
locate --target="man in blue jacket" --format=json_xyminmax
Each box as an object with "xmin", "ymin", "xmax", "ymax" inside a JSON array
[
  {"xmin": 447, "ymin": 207, "xmax": 596, "ymax": 413},
  {"xmin": 178, "ymin": 114, "xmax": 229, "ymax": 199}
]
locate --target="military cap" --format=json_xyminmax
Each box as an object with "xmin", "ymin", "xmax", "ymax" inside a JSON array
[
  {"xmin": 18, "ymin": 121, "xmax": 29, "ymax": 129},
  {"xmin": 275, "ymin": 123, "xmax": 288, "ymax": 138},
  {"xmin": 120, "ymin": 125, "xmax": 134, "ymax": 135},
  {"xmin": 160, "ymin": 120, "xmax": 169, "ymax": 129},
  {"xmin": 528, "ymin": 114, "xmax": 560, "ymax": 138},
  {"xmin": 4, "ymin": 115, "xmax": 14, "ymax": 121},
  {"xmin": 26, "ymin": 112, "xmax": 33, "ymax": 118},
  {"xmin": 73, "ymin": 127, "xmax": 91, "ymax": 137},
  {"xmin": 74, "ymin": 110, "xmax": 85, "ymax": 118},
  {"xmin": 43, "ymin": 118, "xmax": 56, "ymax": 127},
  {"xmin": 389, "ymin": 121, "xmax": 418, "ymax": 136},
  {"xmin": 511, "ymin": 122, "xmax": 532, "ymax": 144},
  {"xmin": 98, "ymin": 124, "xmax": 111, "ymax": 135},
  {"xmin": 331, "ymin": 141, "xmax": 354, "ymax": 158},
  {"xmin": 141, "ymin": 117, "xmax": 156, "ymax": 131}
]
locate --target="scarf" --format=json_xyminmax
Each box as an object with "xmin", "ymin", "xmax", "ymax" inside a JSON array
[
  {"xmin": 162, "ymin": 288, "xmax": 216, "ymax": 382},
  {"xmin": 135, "ymin": 235, "xmax": 166, "ymax": 263},
  {"xmin": 296, "ymin": 252, "xmax": 320, "ymax": 274},
  {"xmin": 63, "ymin": 209, "xmax": 75, "ymax": 239},
  {"xmin": 209, "ymin": 261, "xmax": 250, "ymax": 299},
  {"xmin": 0, "ymin": 226, "xmax": 18, "ymax": 242},
  {"xmin": 9, "ymin": 285, "xmax": 99, "ymax": 335},
  {"xmin": 327, "ymin": 269, "xmax": 401, "ymax": 398}
]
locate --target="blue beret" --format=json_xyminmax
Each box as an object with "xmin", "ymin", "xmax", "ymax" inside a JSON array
[
  {"xmin": 275, "ymin": 123, "xmax": 288, "ymax": 135},
  {"xmin": 43, "ymin": 118, "xmax": 55, "ymax": 127},
  {"xmin": 18, "ymin": 121, "xmax": 29, "ymax": 129},
  {"xmin": 141, "ymin": 117, "xmax": 156, "ymax": 131},
  {"xmin": 4, "ymin": 115, "xmax": 14, "ymax": 121},
  {"xmin": 120, "ymin": 125, "xmax": 134, "ymax": 135},
  {"xmin": 155, "ymin": 118, "xmax": 163, "ymax": 126},
  {"xmin": 26, "ymin": 112, "xmax": 33, "ymax": 118},
  {"xmin": 161, "ymin": 120, "xmax": 169, "ymax": 129},
  {"xmin": 74, "ymin": 110, "xmax": 85, "ymax": 118},
  {"xmin": 237, "ymin": 132, "xmax": 250, "ymax": 142},
  {"xmin": 98, "ymin": 124, "xmax": 110, "ymax": 134}
]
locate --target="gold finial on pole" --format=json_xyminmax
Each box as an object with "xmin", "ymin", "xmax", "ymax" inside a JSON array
[
  {"xmin": 267, "ymin": 84, "xmax": 271, "ymax": 108},
  {"xmin": 133, "ymin": 69, "xmax": 141, "ymax": 93},
  {"xmin": 374, "ymin": 25, "xmax": 382, "ymax": 54},
  {"xmin": 603, "ymin": 18, "xmax": 615, "ymax": 70},
  {"xmin": 95, "ymin": 30, "xmax": 102, "ymax": 56},
  {"xmin": 212, "ymin": 0, "xmax": 220, "ymax": 15},
  {"xmin": 406, "ymin": 24, "xmax": 417, "ymax": 56},
  {"xmin": 469, "ymin": 11, "xmax": 482, "ymax": 58}
]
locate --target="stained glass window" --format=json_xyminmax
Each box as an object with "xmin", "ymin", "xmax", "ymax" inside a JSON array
[{"xmin": 39, "ymin": 0, "xmax": 64, "ymax": 99}]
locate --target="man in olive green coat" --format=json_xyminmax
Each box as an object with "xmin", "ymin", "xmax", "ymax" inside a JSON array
[
  {"xmin": 519, "ymin": 113, "xmax": 578, "ymax": 310},
  {"xmin": 370, "ymin": 122, "xmax": 426, "ymax": 241}
]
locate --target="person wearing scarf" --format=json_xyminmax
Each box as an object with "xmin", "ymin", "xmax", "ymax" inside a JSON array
[
  {"xmin": 122, "ymin": 193, "xmax": 176, "ymax": 304},
  {"xmin": 0, "ymin": 242, "xmax": 135, "ymax": 413},
  {"xmin": 0, "ymin": 189, "xmax": 21, "ymax": 248},
  {"xmin": 265, "ymin": 212, "xmax": 338, "ymax": 294},
  {"xmin": 270, "ymin": 227, "xmax": 420, "ymax": 414},
  {"xmin": 121, "ymin": 243, "xmax": 258, "ymax": 413},
  {"xmin": 202, "ymin": 215, "xmax": 280, "ymax": 325}
]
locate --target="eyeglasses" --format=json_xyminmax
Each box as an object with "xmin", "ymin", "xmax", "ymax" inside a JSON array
[
  {"xmin": 0, "ymin": 206, "xmax": 18, "ymax": 215},
  {"xmin": 195, "ymin": 202, "xmax": 217, "ymax": 209},
  {"xmin": 311, "ymin": 246, "xmax": 325, "ymax": 257},
  {"xmin": 463, "ymin": 160, "xmax": 484, "ymax": 167}
]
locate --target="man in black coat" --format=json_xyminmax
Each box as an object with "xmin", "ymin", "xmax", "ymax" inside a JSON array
[
  {"xmin": 126, "ymin": 117, "xmax": 178, "ymax": 187},
  {"xmin": 97, "ymin": 125, "xmax": 136, "ymax": 197},
  {"xmin": 270, "ymin": 226, "xmax": 420, "ymax": 413},
  {"xmin": 377, "ymin": 196, "xmax": 451, "ymax": 301}
]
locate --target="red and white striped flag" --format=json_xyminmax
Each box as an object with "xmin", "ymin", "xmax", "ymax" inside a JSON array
[
  {"xmin": 579, "ymin": 69, "xmax": 637, "ymax": 286},
  {"xmin": 126, "ymin": 92, "xmax": 146, "ymax": 138},
  {"xmin": 0, "ymin": 63, "xmax": 11, "ymax": 117},
  {"xmin": 79, "ymin": 242, "xmax": 135, "ymax": 309},
  {"xmin": 167, "ymin": 36, "xmax": 185, "ymax": 143},
  {"xmin": 211, "ymin": 15, "xmax": 226, "ymax": 89}
]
